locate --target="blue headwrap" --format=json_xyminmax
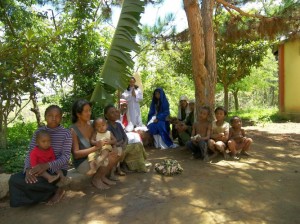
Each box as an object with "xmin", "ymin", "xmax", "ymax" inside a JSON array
[{"xmin": 147, "ymin": 88, "xmax": 170, "ymax": 122}]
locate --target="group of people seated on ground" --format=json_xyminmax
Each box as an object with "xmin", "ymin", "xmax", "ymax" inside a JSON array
[
  {"xmin": 183, "ymin": 105, "xmax": 253, "ymax": 161},
  {"xmin": 8, "ymin": 77, "xmax": 252, "ymax": 207}
]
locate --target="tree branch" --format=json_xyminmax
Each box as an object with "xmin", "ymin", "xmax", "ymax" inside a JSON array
[
  {"xmin": 216, "ymin": 0, "xmax": 267, "ymax": 19},
  {"xmin": 8, "ymin": 99, "xmax": 31, "ymax": 125},
  {"xmin": 0, "ymin": 2, "xmax": 17, "ymax": 37}
]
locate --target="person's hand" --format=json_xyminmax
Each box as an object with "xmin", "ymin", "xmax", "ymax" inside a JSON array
[
  {"xmin": 29, "ymin": 163, "xmax": 49, "ymax": 177},
  {"xmin": 154, "ymin": 119, "xmax": 158, "ymax": 123},
  {"xmin": 25, "ymin": 169, "xmax": 38, "ymax": 184},
  {"xmin": 95, "ymin": 140, "xmax": 103, "ymax": 149},
  {"xmin": 102, "ymin": 139, "xmax": 110, "ymax": 145},
  {"xmin": 132, "ymin": 89, "xmax": 136, "ymax": 97}
]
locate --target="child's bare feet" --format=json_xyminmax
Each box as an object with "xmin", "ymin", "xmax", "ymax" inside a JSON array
[
  {"xmin": 232, "ymin": 155, "xmax": 240, "ymax": 160},
  {"xmin": 86, "ymin": 169, "xmax": 97, "ymax": 176},
  {"xmin": 46, "ymin": 188, "xmax": 65, "ymax": 205},
  {"xmin": 56, "ymin": 176, "xmax": 72, "ymax": 187},
  {"xmin": 48, "ymin": 174, "xmax": 60, "ymax": 183},
  {"xmin": 101, "ymin": 176, "xmax": 116, "ymax": 185},
  {"xmin": 92, "ymin": 178, "xmax": 110, "ymax": 190},
  {"xmin": 109, "ymin": 174, "xmax": 119, "ymax": 181},
  {"xmin": 241, "ymin": 151, "xmax": 251, "ymax": 157},
  {"xmin": 117, "ymin": 167, "xmax": 126, "ymax": 176}
]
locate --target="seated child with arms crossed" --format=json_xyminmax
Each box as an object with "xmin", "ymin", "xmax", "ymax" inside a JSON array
[
  {"xmin": 186, "ymin": 106, "xmax": 211, "ymax": 160},
  {"xmin": 208, "ymin": 106, "xmax": 230, "ymax": 160},
  {"xmin": 30, "ymin": 130, "xmax": 70, "ymax": 186},
  {"xmin": 227, "ymin": 116, "xmax": 253, "ymax": 159},
  {"xmin": 88, "ymin": 117, "xmax": 117, "ymax": 176}
]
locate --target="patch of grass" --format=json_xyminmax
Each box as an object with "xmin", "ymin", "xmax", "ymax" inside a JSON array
[{"xmin": 228, "ymin": 107, "xmax": 290, "ymax": 125}]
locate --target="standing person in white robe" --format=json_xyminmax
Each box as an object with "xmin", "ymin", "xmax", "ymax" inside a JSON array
[{"xmin": 121, "ymin": 77, "xmax": 143, "ymax": 127}]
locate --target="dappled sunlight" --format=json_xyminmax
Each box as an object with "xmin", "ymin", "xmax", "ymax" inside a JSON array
[
  {"xmin": 265, "ymin": 146, "xmax": 285, "ymax": 150},
  {"xmin": 2, "ymin": 126, "xmax": 300, "ymax": 223}
]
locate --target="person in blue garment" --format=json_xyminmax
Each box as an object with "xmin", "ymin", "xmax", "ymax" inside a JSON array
[{"xmin": 147, "ymin": 88, "xmax": 178, "ymax": 149}]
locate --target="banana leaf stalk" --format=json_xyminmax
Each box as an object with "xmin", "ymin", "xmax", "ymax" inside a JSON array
[{"xmin": 91, "ymin": 0, "xmax": 145, "ymax": 106}]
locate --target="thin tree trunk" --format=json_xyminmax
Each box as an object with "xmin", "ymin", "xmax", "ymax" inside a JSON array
[
  {"xmin": 201, "ymin": 0, "xmax": 217, "ymax": 116},
  {"xmin": 0, "ymin": 107, "xmax": 8, "ymax": 149},
  {"xmin": 30, "ymin": 90, "xmax": 42, "ymax": 127},
  {"xmin": 224, "ymin": 84, "xmax": 229, "ymax": 111},
  {"xmin": 232, "ymin": 89, "xmax": 239, "ymax": 111},
  {"xmin": 183, "ymin": 0, "xmax": 207, "ymax": 122},
  {"xmin": 270, "ymin": 86, "xmax": 275, "ymax": 106}
]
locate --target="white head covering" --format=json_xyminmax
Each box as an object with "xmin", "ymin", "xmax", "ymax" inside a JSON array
[
  {"xmin": 179, "ymin": 95, "xmax": 189, "ymax": 102},
  {"xmin": 177, "ymin": 95, "xmax": 190, "ymax": 120},
  {"xmin": 120, "ymin": 98, "xmax": 128, "ymax": 105}
]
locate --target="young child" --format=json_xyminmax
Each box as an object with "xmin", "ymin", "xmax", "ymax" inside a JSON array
[
  {"xmin": 208, "ymin": 106, "xmax": 230, "ymax": 160},
  {"xmin": 186, "ymin": 106, "xmax": 211, "ymax": 160},
  {"xmin": 88, "ymin": 117, "xmax": 117, "ymax": 176},
  {"xmin": 227, "ymin": 116, "xmax": 253, "ymax": 159},
  {"xmin": 30, "ymin": 130, "xmax": 69, "ymax": 185}
]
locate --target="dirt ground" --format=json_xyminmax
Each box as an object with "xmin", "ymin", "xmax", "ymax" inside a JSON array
[{"xmin": 0, "ymin": 123, "xmax": 300, "ymax": 224}]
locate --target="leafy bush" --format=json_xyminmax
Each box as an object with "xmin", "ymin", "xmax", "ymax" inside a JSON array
[
  {"xmin": 0, "ymin": 146, "xmax": 28, "ymax": 173},
  {"xmin": 7, "ymin": 122, "xmax": 37, "ymax": 147},
  {"xmin": 1, "ymin": 122, "xmax": 37, "ymax": 173},
  {"xmin": 228, "ymin": 107, "xmax": 290, "ymax": 125}
]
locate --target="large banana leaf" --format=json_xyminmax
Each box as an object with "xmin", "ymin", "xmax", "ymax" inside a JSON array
[{"xmin": 91, "ymin": 0, "xmax": 145, "ymax": 105}]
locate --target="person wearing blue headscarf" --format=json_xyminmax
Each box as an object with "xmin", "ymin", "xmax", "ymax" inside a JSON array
[{"xmin": 147, "ymin": 88, "xmax": 178, "ymax": 149}]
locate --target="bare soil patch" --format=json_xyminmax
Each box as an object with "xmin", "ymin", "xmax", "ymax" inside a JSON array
[{"xmin": 1, "ymin": 123, "xmax": 299, "ymax": 224}]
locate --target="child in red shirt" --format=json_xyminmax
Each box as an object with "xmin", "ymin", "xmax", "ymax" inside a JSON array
[{"xmin": 30, "ymin": 130, "xmax": 67, "ymax": 184}]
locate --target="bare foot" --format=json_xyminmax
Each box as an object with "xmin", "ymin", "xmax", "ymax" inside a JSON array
[
  {"xmin": 117, "ymin": 169, "xmax": 126, "ymax": 176},
  {"xmin": 232, "ymin": 155, "xmax": 240, "ymax": 160},
  {"xmin": 56, "ymin": 177, "xmax": 72, "ymax": 187},
  {"xmin": 86, "ymin": 169, "xmax": 97, "ymax": 176},
  {"xmin": 109, "ymin": 174, "xmax": 119, "ymax": 181},
  {"xmin": 48, "ymin": 174, "xmax": 60, "ymax": 183},
  {"xmin": 46, "ymin": 188, "xmax": 65, "ymax": 205},
  {"xmin": 241, "ymin": 151, "xmax": 251, "ymax": 157},
  {"xmin": 92, "ymin": 178, "xmax": 110, "ymax": 190},
  {"xmin": 101, "ymin": 176, "xmax": 116, "ymax": 185}
]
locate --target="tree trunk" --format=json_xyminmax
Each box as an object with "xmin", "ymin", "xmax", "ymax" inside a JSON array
[
  {"xmin": 0, "ymin": 106, "xmax": 8, "ymax": 149},
  {"xmin": 232, "ymin": 89, "xmax": 239, "ymax": 111},
  {"xmin": 201, "ymin": 0, "xmax": 217, "ymax": 115},
  {"xmin": 30, "ymin": 90, "xmax": 42, "ymax": 127},
  {"xmin": 270, "ymin": 86, "xmax": 275, "ymax": 106},
  {"xmin": 224, "ymin": 84, "xmax": 229, "ymax": 111},
  {"xmin": 183, "ymin": 0, "xmax": 207, "ymax": 122}
]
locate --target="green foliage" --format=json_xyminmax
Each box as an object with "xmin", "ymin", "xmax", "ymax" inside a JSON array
[
  {"xmin": 0, "ymin": 122, "xmax": 37, "ymax": 173},
  {"xmin": 7, "ymin": 122, "xmax": 37, "ymax": 146},
  {"xmin": 91, "ymin": 0, "xmax": 146, "ymax": 105},
  {"xmin": 228, "ymin": 107, "xmax": 290, "ymax": 125},
  {"xmin": 137, "ymin": 37, "xmax": 195, "ymax": 118},
  {"xmin": 0, "ymin": 146, "xmax": 28, "ymax": 173}
]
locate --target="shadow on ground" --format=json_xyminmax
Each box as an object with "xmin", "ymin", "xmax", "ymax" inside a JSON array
[{"xmin": 0, "ymin": 126, "xmax": 299, "ymax": 224}]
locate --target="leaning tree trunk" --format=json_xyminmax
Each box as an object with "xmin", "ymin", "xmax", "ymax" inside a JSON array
[
  {"xmin": 183, "ymin": 0, "xmax": 207, "ymax": 122},
  {"xmin": 232, "ymin": 89, "xmax": 239, "ymax": 111},
  {"xmin": 201, "ymin": 0, "xmax": 217, "ymax": 119},
  {"xmin": 223, "ymin": 84, "xmax": 229, "ymax": 112},
  {"xmin": 30, "ymin": 90, "xmax": 42, "ymax": 127},
  {"xmin": 0, "ymin": 110, "xmax": 8, "ymax": 149}
]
